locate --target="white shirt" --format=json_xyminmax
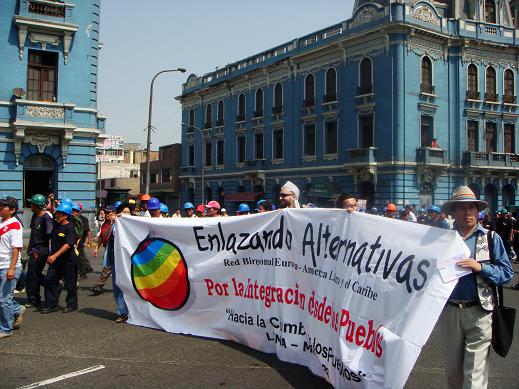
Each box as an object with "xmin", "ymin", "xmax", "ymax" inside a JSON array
[{"xmin": 0, "ymin": 217, "xmax": 23, "ymax": 270}]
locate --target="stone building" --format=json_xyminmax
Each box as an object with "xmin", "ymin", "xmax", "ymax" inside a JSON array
[
  {"xmin": 178, "ymin": 0, "xmax": 519, "ymax": 212},
  {"xmin": 0, "ymin": 0, "xmax": 106, "ymax": 213}
]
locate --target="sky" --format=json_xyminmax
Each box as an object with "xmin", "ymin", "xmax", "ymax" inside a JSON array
[{"xmin": 97, "ymin": 0, "xmax": 355, "ymax": 149}]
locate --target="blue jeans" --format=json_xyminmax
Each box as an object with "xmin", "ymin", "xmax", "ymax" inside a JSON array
[
  {"xmin": 0, "ymin": 267, "xmax": 21, "ymax": 334},
  {"xmin": 112, "ymin": 263, "xmax": 128, "ymax": 316}
]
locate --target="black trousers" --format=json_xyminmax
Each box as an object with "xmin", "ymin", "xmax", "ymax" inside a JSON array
[
  {"xmin": 26, "ymin": 253, "xmax": 47, "ymax": 306},
  {"xmin": 44, "ymin": 255, "xmax": 78, "ymax": 310}
]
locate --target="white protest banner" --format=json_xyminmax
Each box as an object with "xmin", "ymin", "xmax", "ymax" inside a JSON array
[{"xmin": 114, "ymin": 209, "xmax": 469, "ymax": 389}]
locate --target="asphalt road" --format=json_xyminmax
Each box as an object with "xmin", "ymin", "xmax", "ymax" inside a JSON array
[{"xmin": 1, "ymin": 250, "xmax": 519, "ymax": 389}]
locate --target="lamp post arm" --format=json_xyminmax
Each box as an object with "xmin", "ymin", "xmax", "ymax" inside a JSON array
[{"xmin": 145, "ymin": 68, "xmax": 186, "ymax": 195}]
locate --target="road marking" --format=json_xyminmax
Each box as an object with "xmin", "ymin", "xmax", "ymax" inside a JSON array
[{"xmin": 17, "ymin": 365, "xmax": 106, "ymax": 388}]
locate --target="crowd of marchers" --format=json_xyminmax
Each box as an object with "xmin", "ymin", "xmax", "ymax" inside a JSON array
[{"xmin": 0, "ymin": 181, "xmax": 516, "ymax": 389}]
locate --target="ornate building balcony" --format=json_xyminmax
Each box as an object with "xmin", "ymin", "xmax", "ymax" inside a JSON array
[
  {"xmin": 14, "ymin": 99, "xmax": 75, "ymax": 125},
  {"xmin": 28, "ymin": 0, "xmax": 66, "ymax": 18},
  {"xmin": 462, "ymin": 151, "xmax": 519, "ymax": 168},
  {"xmin": 347, "ymin": 147, "xmax": 377, "ymax": 164},
  {"xmin": 416, "ymin": 147, "xmax": 447, "ymax": 164}
]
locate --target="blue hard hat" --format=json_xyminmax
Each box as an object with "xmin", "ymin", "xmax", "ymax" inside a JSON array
[
  {"xmin": 56, "ymin": 203, "xmax": 73, "ymax": 216},
  {"xmin": 147, "ymin": 197, "xmax": 161, "ymax": 210},
  {"xmin": 256, "ymin": 199, "xmax": 266, "ymax": 206},
  {"xmin": 478, "ymin": 211, "xmax": 485, "ymax": 219},
  {"xmin": 114, "ymin": 200, "xmax": 123, "ymax": 208},
  {"xmin": 183, "ymin": 202, "xmax": 194, "ymax": 210},
  {"xmin": 237, "ymin": 203, "xmax": 250, "ymax": 213},
  {"xmin": 428, "ymin": 205, "xmax": 441, "ymax": 213},
  {"xmin": 419, "ymin": 208, "xmax": 426, "ymax": 213},
  {"xmin": 105, "ymin": 205, "xmax": 116, "ymax": 213},
  {"xmin": 160, "ymin": 203, "xmax": 169, "ymax": 213},
  {"xmin": 71, "ymin": 203, "xmax": 81, "ymax": 212},
  {"xmin": 61, "ymin": 198, "xmax": 73, "ymax": 206}
]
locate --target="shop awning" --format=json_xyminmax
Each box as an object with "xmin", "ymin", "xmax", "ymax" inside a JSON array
[
  {"xmin": 225, "ymin": 192, "xmax": 264, "ymax": 202},
  {"xmin": 305, "ymin": 182, "xmax": 340, "ymax": 198}
]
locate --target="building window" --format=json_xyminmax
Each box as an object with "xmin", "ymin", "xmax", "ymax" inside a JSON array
[
  {"xmin": 504, "ymin": 69, "xmax": 515, "ymax": 103},
  {"xmin": 359, "ymin": 115, "xmax": 374, "ymax": 148},
  {"xmin": 485, "ymin": 66, "xmax": 497, "ymax": 101},
  {"xmin": 273, "ymin": 128, "xmax": 283, "ymax": 159},
  {"xmin": 324, "ymin": 68, "xmax": 337, "ymax": 102},
  {"xmin": 467, "ymin": 121, "xmax": 479, "ymax": 152},
  {"xmin": 255, "ymin": 132, "xmax": 264, "ymax": 159},
  {"xmin": 237, "ymin": 135, "xmax": 246, "ymax": 163},
  {"xmin": 130, "ymin": 170, "xmax": 138, "ymax": 178},
  {"xmin": 217, "ymin": 100, "xmax": 224, "ymax": 126},
  {"xmin": 27, "ymin": 50, "xmax": 58, "ymax": 102},
  {"xmin": 485, "ymin": 0, "xmax": 496, "ymax": 23},
  {"xmin": 420, "ymin": 57, "xmax": 433, "ymax": 94},
  {"xmin": 421, "ymin": 115, "xmax": 433, "ymax": 147},
  {"xmin": 161, "ymin": 168, "xmax": 171, "ymax": 183},
  {"xmin": 324, "ymin": 121, "xmax": 338, "ymax": 154},
  {"xmin": 304, "ymin": 124, "xmax": 316, "ymax": 156},
  {"xmin": 304, "ymin": 74, "xmax": 315, "ymax": 107},
  {"xmin": 188, "ymin": 109, "xmax": 195, "ymax": 132},
  {"xmin": 216, "ymin": 139, "xmax": 224, "ymax": 165},
  {"xmin": 358, "ymin": 58, "xmax": 372, "ymax": 95},
  {"xmin": 467, "ymin": 64, "xmax": 479, "ymax": 99},
  {"xmin": 273, "ymin": 83, "xmax": 283, "ymax": 113},
  {"xmin": 254, "ymin": 89, "xmax": 264, "ymax": 117},
  {"xmin": 188, "ymin": 144, "xmax": 195, "ymax": 166},
  {"xmin": 485, "ymin": 122, "xmax": 497, "ymax": 152},
  {"xmin": 504, "ymin": 124, "xmax": 515, "ymax": 153},
  {"xmin": 150, "ymin": 174, "xmax": 157, "ymax": 184},
  {"xmin": 205, "ymin": 141, "xmax": 212, "ymax": 166},
  {"xmin": 237, "ymin": 94, "xmax": 246, "ymax": 121},
  {"xmin": 205, "ymin": 104, "xmax": 212, "ymax": 129}
]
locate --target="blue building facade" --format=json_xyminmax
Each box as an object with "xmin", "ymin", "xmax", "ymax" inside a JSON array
[
  {"xmin": 178, "ymin": 0, "xmax": 519, "ymax": 212},
  {"xmin": 0, "ymin": 0, "xmax": 105, "ymax": 213}
]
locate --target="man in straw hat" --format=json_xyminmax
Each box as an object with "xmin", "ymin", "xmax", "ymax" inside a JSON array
[
  {"xmin": 278, "ymin": 181, "xmax": 300, "ymax": 209},
  {"xmin": 440, "ymin": 186, "xmax": 513, "ymax": 389}
]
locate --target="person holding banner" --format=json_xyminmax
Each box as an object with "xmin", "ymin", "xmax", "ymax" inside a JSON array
[
  {"xmin": 440, "ymin": 186, "xmax": 513, "ymax": 389},
  {"xmin": 336, "ymin": 193, "xmax": 357, "ymax": 213},
  {"xmin": 278, "ymin": 181, "xmax": 300, "ymax": 208},
  {"xmin": 205, "ymin": 201, "xmax": 221, "ymax": 217}
]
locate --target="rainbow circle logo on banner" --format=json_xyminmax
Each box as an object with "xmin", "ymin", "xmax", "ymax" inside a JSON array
[{"xmin": 130, "ymin": 237, "xmax": 189, "ymax": 310}]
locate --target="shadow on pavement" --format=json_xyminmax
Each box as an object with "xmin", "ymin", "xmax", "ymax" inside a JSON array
[
  {"xmin": 218, "ymin": 340, "xmax": 332, "ymax": 388},
  {"xmin": 79, "ymin": 307, "xmax": 117, "ymax": 321}
]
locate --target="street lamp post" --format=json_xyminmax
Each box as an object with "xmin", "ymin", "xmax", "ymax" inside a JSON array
[
  {"xmin": 181, "ymin": 123, "xmax": 205, "ymax": 205},
  {"xmin": 145, "ymin": 68, "xmax": 186, "ymax": 195}
]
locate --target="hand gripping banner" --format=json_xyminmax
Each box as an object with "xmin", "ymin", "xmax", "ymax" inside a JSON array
[{"xmin": 114, "ymin": 209, "xmax": 469, "ymax": 389}]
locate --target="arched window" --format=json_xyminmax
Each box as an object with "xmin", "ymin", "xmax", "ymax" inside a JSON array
[
  {"xmin": 485, "ymin": 67, "xmax": 497, "ymax": 101},
  {"xmin": 324, "ymin": 68, "xmax": 337, "ymax": 102},
  {"xmin": 237, "ymin": 94, "xmax": 245, "ymax": 121},
  {"xmin": 504, "ymin": 69, "xmax": 515, "ymax": 103},
  {"xmin": 420, "ymin": 57, "xmax": 433, "ymax": 94},
  {"xmin": 217, "ymin": 100, "xmax": 224, "ymax": 126},
  {"xmin": 273, "ymin": 83, "xmax": 283, "ymax": 113},
  {"xmin": 485, "ymin": 0, "xmax": 496, "ymax": 23},
  {"xmin": 304, "ymin": 74, "xmax": 315, "ymax": 107},
  {"xmin": 254, "ymin": 88, "xmax": 264, "ymax": 117},
  {"xmin": 467, "ymin": 64, "xmax": 479, "ymax": 99},
  {"xmin": 188, "ymin": 109, "xmax": 195, "ymax": 132},
  {"xmin": 205, "ymin": 104, "xmax": 212, "ymax": 129},
  {"xmin": 359, "ymin": 58, "xmax": 372, "ymax": 94}
]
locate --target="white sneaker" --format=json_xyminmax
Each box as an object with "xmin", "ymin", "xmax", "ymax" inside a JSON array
[
  {"xmin": 13, "ymin": 306, "xmax": 26, "ymax": 330},
  {"xmin": 0, "ymin": 332, "xmax": 12, "ymax": 339}
]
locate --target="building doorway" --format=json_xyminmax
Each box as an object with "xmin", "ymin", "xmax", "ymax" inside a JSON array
[
  {"xmin": 484, "ymin": 184, "xmax": 498, "ymax": 213},
  {"xmin": 23, "ymin": 154, "xmax": 56, "ymax": 207}
]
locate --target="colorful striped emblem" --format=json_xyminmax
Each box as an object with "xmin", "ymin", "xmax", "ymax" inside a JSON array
[{"xmin": 131, "ymin": 238, "xmax": 189, "ymax": 310}]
